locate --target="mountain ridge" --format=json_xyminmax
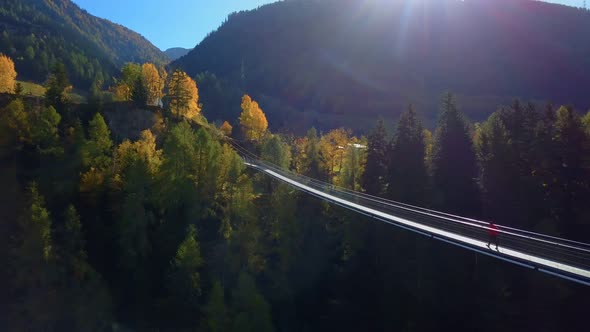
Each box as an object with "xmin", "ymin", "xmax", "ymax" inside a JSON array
[
  {"xmin": 164, "ymin": 47, "xmax": 191, "ymax": 61},
  {"xmin": 173, "ymin": 0, "xmax": 590, "ymax": 132},
  {"xmin": 0, "ymin": 0, "xmax": 168, "ymax": 87}
]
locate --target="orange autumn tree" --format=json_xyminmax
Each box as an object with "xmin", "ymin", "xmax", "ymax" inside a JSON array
[
  {"xmin": 0, "ymin": 54, "xmax": 17, "ymax": 93},
  {"xmin": 220, "ymin": 121, "xmax": 233, "ymax": 136},
  {"xmin": 239, "ymin": 95, "xmax": 268, "ymax": 142},
  {"xmin": 167, "ymin": 69, "xmax": 201, "ymax": 120}
]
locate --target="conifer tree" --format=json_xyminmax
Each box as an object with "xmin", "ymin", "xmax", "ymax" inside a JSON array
[
  {"xmin": 387, "ymin": 105, "xmax": 428, "ymax": 205},
  {"xmin": 204, "ymin": 280, "xmax": 229, "ymax": 332},
  {"xmin": 44, "ymin": 62, "xmax": 70, "ymax": 111},
  {"xmin": 83, "ymin": 113, "xmax": 113, "ymax": 169},
  {"xmin": 362, "ymin": 119, "xmax": 389, "ymax": 195},
  {"xmin": 431, "ymin": 94, "xmax": 480, "ymax": 216},
  {"xmin": 231, "ymin": 272, "xmax": 274, "ymax": 332}
]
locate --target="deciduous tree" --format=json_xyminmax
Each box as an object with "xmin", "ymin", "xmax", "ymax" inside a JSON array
[
  {"xmin": 220, "ymin": 121, "xmax": 233, "ymax": 136},
  {"xmin": 239, "ymin": 95, "xmax": 268, "ymax": 142},
  {"xmin": 142, "ymin": 63, "xmax": 164, "ymax": 106},
  {"xmin": 168, "ymin": 69, "xmax": 201, "ymax": 120},
  {"xmin": 0, "ymin": 53, "xmax": 17, "ymax": 93}
]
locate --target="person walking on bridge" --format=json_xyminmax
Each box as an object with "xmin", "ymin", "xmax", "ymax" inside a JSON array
[{"xmin": 487, "ymin": 222, "xmax": 499, "ymax": 250}]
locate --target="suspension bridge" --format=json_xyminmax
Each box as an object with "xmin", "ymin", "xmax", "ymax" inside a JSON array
[{"xmin": 229, "ymin": 141, "xmax": 590, "ymax": 287}]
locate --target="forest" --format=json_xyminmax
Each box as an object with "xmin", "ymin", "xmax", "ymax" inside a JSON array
[{"xmin": 1, "ymin": 52, "xmax": 590, "ymax": 331}]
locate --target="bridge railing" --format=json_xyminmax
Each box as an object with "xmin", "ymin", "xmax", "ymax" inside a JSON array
[{"xmin": 242, "ymin": 155, "xmax": 590, "ymax": 274}]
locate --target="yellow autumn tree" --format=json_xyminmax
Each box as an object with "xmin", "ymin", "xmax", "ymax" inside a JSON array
[
  {"xmin": 0, "ymin": 54, "xmax": 17, "ymax": 93},
  {"xmin": 167, "ymin": 69, "xmax": 200, "ymax": 120},
  {"xmin": 142, "ymin": 63, "xmax": 164, "ymax": 106},
  {"xmin": 239, "ymin": 95, "xmax": 268, "ymax": 142},
  {"xmin": 318, "ymin": 128, "xmax": 351, "ymax": 178}
]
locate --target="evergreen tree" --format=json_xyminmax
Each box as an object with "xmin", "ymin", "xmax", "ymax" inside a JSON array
[
  {"xmin": 9, "ymin": 183, "xmax": 59, "ymax": 330},
  {"xmin": 303, "ymin": 127, "xmax": 322, "ymax": 178},
  {"xmin": 549, "ymin": 106, "xmax": 590, "ymax": 237},
  {"xmin": 362, "ymin": 119, "xmax": 389, "ymax": 196},
  {"xmin": 30, "ymin": 106, "xmax": 62, "ymax": 155},
  {"xmin": 0, "ymin": 99, "xmax": 30, "ymax": 149},
  {"xmin": 261, "ymin": 135, "xmax": 291, "ymax": 169},
  {"xmin": 231, "ymin": 272, "xmax": 274, "ymax": 332},
  {"xmin": 83, "ymin": 113, "xmax": 113, "ymax": 169},
  {"xmin": 387, "ymin": 105, "xmax": 428, "ymax": 205},
  {"xmin": 131, "ymin": 76, "xmax": 148, "ymax": 107},
  {"xmin": 204, "ymin": 280, "xmax": 229, "ymax": 332},
  {"xmin": 431, "ymin": 94, "xmax": 480, "ymax": 216},
  {"xmin": 167, "ymin": 224, "xmax": 204, "ymax": 325},
  {"xmin": 44, "ymin": 62, "xmax": 70, "ymax": 112},
  {"xmin": 475, "ymin": 101, "xmax": 545, "ymax": 228}
]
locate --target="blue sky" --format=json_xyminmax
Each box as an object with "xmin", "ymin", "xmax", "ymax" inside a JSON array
[{"xmin": 73, "ymin": 0, "xmax": 582, "ymax": 51}]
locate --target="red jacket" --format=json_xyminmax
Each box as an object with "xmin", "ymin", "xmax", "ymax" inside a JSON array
[{"xmin": 489, "ymin": 223, "xmax": 499, "ymax": 237}]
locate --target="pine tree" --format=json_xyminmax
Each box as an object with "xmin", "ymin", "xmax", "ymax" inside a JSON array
[
  {"xmin": 10, "ymin": 183, "xmax": 59, "ymax": 330},
  {"xmin": 261, "ymin": 135, "xmax": 291, "ymax": 169},
  {"xmin": 30, "ymin": 106, "xmax": 62, "ymax": 154},
  {"xmin": 231, "ymin": 272, "xmax": 274, "ymax": 332},
  {"xmin": 44, "ymin": 62, "xmax": 70, "ymax": 111},
  {"xmin": 362, "ymin": 119, "xmax": 389, "ymax": 195},
  {"xmin": 0, "ymin": 99, "xmax": 30, "ymax": 148},
  {"xmin": 131, "ymin": 76, "xmax": 148, "ymax": 107},
  {"xmin": 431, "ymin": 93, "xmax": 480, "ymax": 216},
  {"xmin": 83, "ymin": 113, "xmax": 113, "ymax": 169},
  {"xmin": 549, "ymin": 106, "xmax": 590, "ymax": 237},
  {"xmin": 388, "ymin": 105, "xmax": 428, "ymax": 205},
  {"xmin": 303, "ymin": 127, "xmax": 322, "ymax": 178},
  {"xmin": 204, "ymin": 280, "xmax": 229, "ymax": 332},
  {"xmin": 167, "ymin": 224, "xmax": 204, "ymax": 325}
]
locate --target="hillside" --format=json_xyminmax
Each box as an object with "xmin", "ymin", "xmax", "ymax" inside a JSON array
[
  {"xmin": 164, "ymin": 47, "xmax": 191, "ymax": 61},
  {"xmin": 0, "ymin": 0, "xmax": 168, "ymax": 88},
  {"xmin": 173, "ymin": 0, "xmax": 590, "ymax": 132}
]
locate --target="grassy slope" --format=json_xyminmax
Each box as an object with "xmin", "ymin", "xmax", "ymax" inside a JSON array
[{"xmin": 17, "ymin": 81, "xmax": 86, "ymax": 103}]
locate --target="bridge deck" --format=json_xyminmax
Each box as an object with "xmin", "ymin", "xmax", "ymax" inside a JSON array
[{"xmin": 245, "ymin": 162, "xmax": 590, "ymax": 286}]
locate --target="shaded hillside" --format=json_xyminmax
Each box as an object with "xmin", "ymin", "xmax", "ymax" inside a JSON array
[
  {"xmin": 165, "ymin": 47, "xmax": 191, "ymax": 61},
  {"xmin": 0, "ymin": 0, "xmax": 168, "ymax": 88},
  {"xmin": 174, "ymin": 0, "xmax": 590, "ymax": 132}
]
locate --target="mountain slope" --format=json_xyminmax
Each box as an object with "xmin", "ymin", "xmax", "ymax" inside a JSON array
[
  {"xmin": 0, "ymin": 0, "xmax": 168, "ymax": 87},
  {"xmin": 165, "ymin": 47, "xmax": 191, "ymax": 61},
  {"xmin": 173, "ymin": 0, "xmax": 590, "ymax": 132}
]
